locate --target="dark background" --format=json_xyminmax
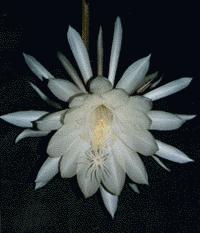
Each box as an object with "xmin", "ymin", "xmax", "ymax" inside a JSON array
[{"xmin": 1, "ymin": 0, "xmax": 200, "ymax": 233}]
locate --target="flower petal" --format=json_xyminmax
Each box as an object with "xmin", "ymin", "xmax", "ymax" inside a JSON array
[
  {"xmin": 23, "ymin": 53, "xmax": 54, "ymax": 80},
  {"xmin": 77, "ymin": 156, "xmax": 100, "ymax": 198},
  {"xmin": 148, "ymin": 111, "xmax": 185, "ymax": 130},
  {"xmin": 102, "ymin": 89, "xmax": 129, "ymax": 109},
  {"xmin": 100, "ymin": 185, "xmax": 118, "ymax": 218},
  {"xmin": 97, "ymin": 26, "xmax": 103, "ymax": 76},
  {"xmin": 69, "ymin": 94, "xmax": 88, "ymax": 108},
  {"xmin": 67, "ymin": 26, "xmax": 93, "ymax": 83},
  {"xmin": 15, "ymin": 129, "xmax": 50, "ymax": 143},
  {"xmin": 0, "ymin": 110, "xmax": 48, "ymax": 127},
  {"xmin": 129, "ymin": 96, "xmax": 153, "ymax": 112},
  {"xmin": 155, "ymin": 140, "xmax": 194, "ymax": 163},
  {"xmin": 116, "ymin": 54, "xmax": 150, "ymax": 94},
  {"xmin": 60, "ymin": 140, "xmax": 90, "ymax": 178},
  {"xmin": 143, "ymin": 77, "xmax": 192, "ymax": 101},
  {"xmin": 108, "ymin": 17, "xmax": 122, "ymax": 85},
  {"xmin": 48, "ymin": 78, "xmax": 82, "ymax": 101},
  {"xmin": 129, "ymin": 183, "xmax": 140, "ymax": 194},
  {"xmin": 114, "ymin": 106, "xmax": 151, "ymax": 129},
  {"xmin": 57, "ymin": 52, "xmax": 87, "ymax": 92},
  {"xmin": 112, "ymin": 139, "xmax": 148, "ymax": 184},
  {"xmin": 47, "ymin": 125, "xmax": 81, "ymax": 157},
  {"xmin": 35, "ymin": 157, "xmax": 61, "ymax": 189},
  {"xmin": 29, "ymin": 82, "xmax": 62, "ymax": 109},
  {"xmin": 136, "ymin": 71, "xmax": 159, "ymax": 93},
  {"xmin": 37, "ymin": 110, "xmax": 66, "ymax": 131},
  {"xmin": 177, "ymin": 114, "xmax": 196, "ymax": 121},
  {"xmin": 102, "ymin": 152, "xmax": 125, "ymax": 195},
  {"xmin": 113, "ymin": 120, "xmax": 158, "ymax": 155},
  {"xmin": 152, "ymin": 156, "xmax": 170, "ymax": 172}
]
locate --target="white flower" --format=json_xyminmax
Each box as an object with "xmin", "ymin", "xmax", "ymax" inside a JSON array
[{"xmin": 0, "ymin": 17, "xmax": 195, "ymax": 218}]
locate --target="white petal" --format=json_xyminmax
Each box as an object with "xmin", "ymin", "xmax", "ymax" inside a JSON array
[
  {"xmin": 155, "ymin": 140, "xmax": 194, "ymax": 163},
  {"xmin": 35, "ymin": 157, "xmax": 61, "ymax": 189},
  {"xmin": 143, "ymin": 78, "xmax": 192, "ymax": 101},
  {"xmin": 0, "ymin": 110, "xmax": 48, "ymax": 127},
  {"xmin": 108, "ymin": 17, "xmax": 122, "ymax": 85},
  {"xmin": 57, "ymin": 52, "xmax": 87, "ymax": 92},
  {"xmin": 102, "ymin": 89, "xmax": 129, "ymax": 108},
  {"xmin": 129, "ymin": 183, "xmax": 140, "ymax": 194},
  {"xmin": 116, "ymin": 55, "xmax": 151, "ymax": 94},
  {"xmin": 114, "ymin": 106, "xmax": 151, "ymax": 129},
  {"xmin": 100, "ymin": 186, "xmax": 118, "ymax": 218},
  {"xmin": 148, "ymin": 111, "xmax": 185, "ymax": 130},
  {"xmin": 29, "ymin": 82, "xmax": 62, "ymax": 109},
  {"xmin": 152, "ymin": 156, "xmax": 170, "ymax": 172},
  {"xmin": 15, "ymin": 129, "xmax": 50, "ymax": 143},
  {"xmin": 23, "ymin": 53, "xmax": 54, "ymax": 80},
  {"xmin": 60, "ymin": 140, "xmax": 89, "ymax": 178},
  {"xmin": 177, "ymin": 114, "xmax": 196, "ymax": 121},
  {"xmin": 97, "ymin": 26, "xmax": 103, "ymax": 76},
  {"xmin": 67, "ymin": 26, "xmax": 93, "ymax": 83},
  {"xmin": 129, "ymin": 96, "xmax": 153, "ymax": 112},
  {"xmin": 102, "ymin": 152, "xmax": 125, "ymax": 195},
  {"xmin": 113, "ymin": 120, "xmax": 158, "ymax": 156},
  {"xmin": 77, "ymin": 158, "xmax": 100, "ymax": 198},
  {"xmin": 48, "ymin": 78, "xmax": 82, "ymax": 101},
  {"xmin": 89, "ymin": 77, "xmax": 112, "ymax": 94},
  {"xmin": 69, "ymin": 94, "xmax": 88, "ymax": 108},
  {"xmin": 112, "ymin": 139, "xmax": 148, "ymax": 184},
  {"xmin": 47, "ymin": 125, "xmax": 81, "ymax": 157},
  {"xmin": 37, "ymin": 110, "xmax": 66, "ymax": 131}
]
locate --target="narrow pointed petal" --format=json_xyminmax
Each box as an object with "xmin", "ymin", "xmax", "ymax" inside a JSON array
[
  {"xmin": 60, "ymin": 141, "xmax": 90, "ymax": 178},
  {"xmin": 150, "ymin": 76, "xmax": 163, "ymax": 89},
  {"xmin": 97, "ymin": 26, "xmax": 103, "ymax": 76},
  {"xmin": 57, "ymin": 52, "xmax": 87, "ymax": 92},
  {"xmin": 144, "ymin": 78, "xmax": 192, "ymax": 101},
  {"xmin": 112, "ymin": 139, "xmax": 148, "ymax": 184},
  {"xmin": 177, "ymin": 114, "xmax": 196, "ymax": 121},
  {"xmin": 100, "ymin": 186, "xmax": 118, "ymax": 218},
  {"xmin": 36, "ymin": 110, "xmax": 66, "ymax": 131},
  {"xmin": 67, "ymin": 26, "xmax": 93, "ymax": 83},
  {"xmin": 48, "ymin": 78, "xmax": 82, "ymax": 101},
  {"xmin": 29, "ymin": 82, "xmax": 62, "ymax": 109},
  {"xmin": 0, "ymin": 110, "xmax": 48, "ymax": 127},
  {"xmin": 155, "ymin": 140, "xmax": 194, "ymax": 163},
  {"xmin": 116, "ymin": 55, "xmax": 151, "ymax": 94},
  {"xmin": 136, "ymin": 71, "xmax": 159, "ymax": 93},
  {"xmin": 23, "ymin": 53, "xmax": 54, "ymax": 80},
  {"xmin": 15, "ymin": 129, "xmax": 50, "ymax": 143},
  {"xmin": 152, "ymin": 156, "xmax": 170, "ymax": 172},
  {"xmin": 148, "ymin": 111, "xmax": 185, "ymax": 130},
  {"xmin": 108, "ymin": 17, "xmax": 122, "ymax": 85},
  {"xmin": 129, "ymin": 183, "xmax": 140, "ymax": 194},
  {"xmin": 35, "ymin": 157, "xmax": 61, "ymax": 186},
  {"xmin": 102, "ymin": 153, "xmax": 125, "ymax": 195},
  {"xmin": 35, "ymin": 182, "xmax": 47, "ymax": 190}
]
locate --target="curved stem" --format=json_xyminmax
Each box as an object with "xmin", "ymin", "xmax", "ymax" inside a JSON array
[{"xmin": 82, "ymin": 0, "xmax": 90, "ymax": 50}]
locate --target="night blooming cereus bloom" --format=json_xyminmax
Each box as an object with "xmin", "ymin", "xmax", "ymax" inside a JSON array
[{"xmin": 0, "ymin": 17, "xmax": 195, "ymax": 218}]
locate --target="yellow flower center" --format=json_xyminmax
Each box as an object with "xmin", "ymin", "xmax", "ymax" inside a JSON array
[{"xmin": 91, "ymin": 105, "xmax": 113, "ymax": 151}]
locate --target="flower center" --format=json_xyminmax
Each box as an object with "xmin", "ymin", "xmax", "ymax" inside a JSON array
[{"xmin": 91, "ymin": 105, "xmax": 113, "ymax": 151}]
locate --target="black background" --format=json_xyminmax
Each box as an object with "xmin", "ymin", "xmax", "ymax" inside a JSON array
[{"xmin": 1, "ymin": 0, "xmax": 200, "ymax": 233}]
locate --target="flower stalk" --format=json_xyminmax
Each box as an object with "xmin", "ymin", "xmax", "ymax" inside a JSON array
[{"xmin": 82, "ymin": 0, "xmax": 90, "ymax": 49}]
